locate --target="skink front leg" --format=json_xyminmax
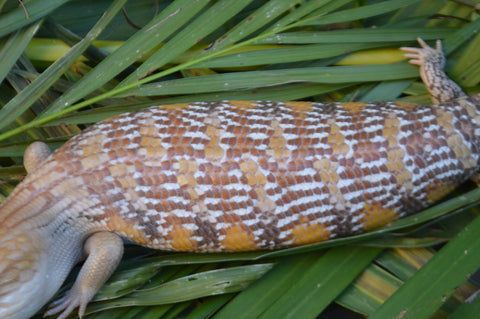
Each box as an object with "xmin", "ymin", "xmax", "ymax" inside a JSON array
[
  {"xmin": 45, "ymin": 232, "xmax": 124, "ymax": 319},
  {"xmin": 402, "ymin": 38, "xmax": 480, "ymax": 186},
  {"xmin": 401, "ymin": 38, "xmax": 466, "ymax": 104}
]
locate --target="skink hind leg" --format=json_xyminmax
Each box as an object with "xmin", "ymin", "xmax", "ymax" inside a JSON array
[
  {"xmin": 401, "ymin": 38, "xmax": 466, "ymax": 104},
  {"xmin": 45, "ymin": 232, "xmax": 124, "ymax": 319},
  {"xmin": 23, "ymin": 141, "xmax": 52, "ymax": 174}
]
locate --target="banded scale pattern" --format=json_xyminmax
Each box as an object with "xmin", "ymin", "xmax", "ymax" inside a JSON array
[{"xmin": 14, "ymin": 98, "xmax": 480, "ymax": 252}]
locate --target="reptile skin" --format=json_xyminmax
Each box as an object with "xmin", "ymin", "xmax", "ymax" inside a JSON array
[{"xmin": 1, "ymin": 39, "xmax": 479, "ymax": 319}]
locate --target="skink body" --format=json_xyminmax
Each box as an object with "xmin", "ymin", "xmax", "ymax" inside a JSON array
[{"xmin": 0, "ymin": 39, "xmax": 479, "ymax": 319}]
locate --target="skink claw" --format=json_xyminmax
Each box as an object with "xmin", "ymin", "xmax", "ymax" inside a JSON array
[
  {"xmin": 44, "ymin": 288, "xmax": 89, "ymax": 319},
  {"xmin": 400, "ymin": 38, "xmax": 443, "ymax": 66}
]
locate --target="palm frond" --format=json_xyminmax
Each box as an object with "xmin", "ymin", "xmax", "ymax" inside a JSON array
[{"xmin": 0, "ymin": 0, "xmax": 479, "ymax": 318}]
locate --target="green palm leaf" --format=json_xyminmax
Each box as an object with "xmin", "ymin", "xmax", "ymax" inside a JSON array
[{"xmin": 0, "ymin": 0, "xmax": 479, "ymax": 318}]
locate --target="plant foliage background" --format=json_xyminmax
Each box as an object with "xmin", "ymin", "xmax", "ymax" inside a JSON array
[{"xmin": 0, "ymin": 0, "xmax": 480, "ymax": 318}]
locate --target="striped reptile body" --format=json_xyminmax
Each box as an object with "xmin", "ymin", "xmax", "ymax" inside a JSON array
[{"xmin": 1, "ymin": 39, "xmax": 479, "ymax": 318}]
